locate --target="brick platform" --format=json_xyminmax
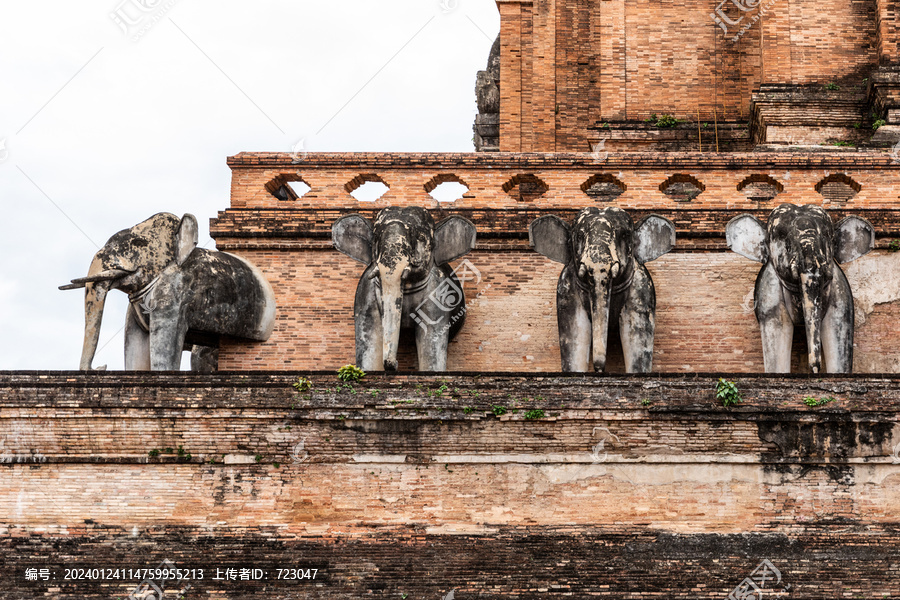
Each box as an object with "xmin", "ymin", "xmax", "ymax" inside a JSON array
[{"xmin": 1, "ymin": 372, "xmax": 898, "ymax": 598}]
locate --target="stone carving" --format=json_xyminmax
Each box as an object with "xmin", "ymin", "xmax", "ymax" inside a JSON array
[
  {"xmin": 726, "ymin": 203, "xmax": 874, "ymax": 373},
  {"xmin": 333, "ymin": 207, "xmax": 477, "ymax": 371},
  {"xmin": 473, "ymin": 35, "xmax": 500, "ymax": 152},
  {"xmin": 60, "ymin": 213, "xmax": 276, "ymax": 371},
  {"xmin": 530, "ymin": 207, "xmax": 676, "ymax": 372}
]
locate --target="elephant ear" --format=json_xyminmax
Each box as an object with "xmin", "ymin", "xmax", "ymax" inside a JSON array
[
  {"xmin": 529, "ymin": 215, "xmax": 571, "ymax": 264},
  {"xmin": 634, "ymin": 215, "xmax": 676, "ymax": 264},
  {"xmin": 332, "ymin": 214, "xmax": 374, "ymax": 264},
  {"xmin": 434, "ymin": 216, "xmax": 477, "ymax": 265},
  {"xmin": 834, "ymin": 216, "xmax": 875, "ymax": 263},
  {"xmin": 726, "ymin": 214, "xmax": 767, "ymax": 263},
  {"xmin": 176, "ymin": 214, "xmax": 199, "ymax": 266}
]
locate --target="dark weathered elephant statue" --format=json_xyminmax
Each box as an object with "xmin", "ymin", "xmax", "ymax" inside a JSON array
[
  {"xmin": 60, "ymin": 213, "xmax": 276, "ymax": 371},
  {"xmin": 332, "ymin": 207, "xmax": 477, "ymax": 372},
  {"xmin": 529, "ymin": 207, "xmax": 676, "ymax": 373},
  {"xmin": 726, "ymin": 203, "xmax": 874, "ymax": 373}
]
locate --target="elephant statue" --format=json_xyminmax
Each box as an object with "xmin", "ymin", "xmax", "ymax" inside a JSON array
[
  {"xmin": 530, "ymin": 207, "xmax": 676, "ymax": 373},
  {"xmin": 726, "ymin": 203, "xmax": 874, "ymax": 373},
  {"xmin": 332, "ymin": 207, "xmax": 477, "ymax": 371},
  {"xmin": 60, "ymin": 213, "xmax": 276, "ymax": 371}
]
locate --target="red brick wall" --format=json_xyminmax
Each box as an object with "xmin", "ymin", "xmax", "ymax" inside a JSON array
[
  {"xmin": 498, "ymin": 0, "xmax": 880, "ymax": 152},
  {"xmin": 3, "ymin": 372, "xmax": 900, "ymax": 597},
  {"xmin": 214, "ymin": 153, "xmax": 900, "ymax": 373}
]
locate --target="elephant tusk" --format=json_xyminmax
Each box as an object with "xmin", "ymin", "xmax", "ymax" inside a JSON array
[{"xmin": 62, "ymin": 269, "xmax": 136, "ymax": 290}]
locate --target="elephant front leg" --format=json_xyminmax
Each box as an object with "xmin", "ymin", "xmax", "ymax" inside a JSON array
[
  {"xmin": 353, "ymin": 273, "xmax": 383, "ymax": 371},
  {"xmin": 557, "ymin": 268, "xmax": 592, "ymax": 372},
  {"xmin": 124, "ymin": 303, "xmax": 151, "ymax": 370},
  {"xmin": 755, "ymin": 264, "xmax": 793, "ymax": 373},
  {"xmin": 620, "ymin": 267, "xmax": 656, "ymax": 373},
  {"xmin": 149, "ymin": 312, "xmax": 188, "ymax": 371},
  {"xmin": 414, "ymin": 319, "xmax": 450, "ymax": 371},
  {"xmin": 147, "ymin": 278, "xmax": 189, "ymax": 371},
  {"xmin": 821, "ymin": 266, "xmax": 854, "ymax": 373}
]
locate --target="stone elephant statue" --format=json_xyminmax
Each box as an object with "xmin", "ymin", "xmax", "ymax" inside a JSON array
[
  {"xmin": 60, "ymin": 213, "xmax": 276, "ymax": 371},
  {"xmin": 530, "ymin": 207, "xmax": 676, "ymax": 373},
  {"xmin": 332, "ymin": 207, "xmax": 477, "ymax": 372},
  {"xmin": 726, "ymin": 203, "xmax": 874, "ymax": 373}
]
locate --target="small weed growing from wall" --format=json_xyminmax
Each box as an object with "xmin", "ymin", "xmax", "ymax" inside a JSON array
[
  {"xmin": 804, "ymin": 396, "xmax": 836, "ymax": 407},
  {"xmin": 491, "ymin": 405, "xmax": 508, "ymax": 416},
  {"xmin": 888, "ymin": 240, "xmax": 900, "ymax": 252},
  {"xmin": 716, "ymin": 379, "xmax": 742, "ymax": 407},
  {"xmin": 873, "ymin": 119, "xmax": 886, "ymax": 130},
  {"xmin": 524, "ymin": 409, "xmax": 546, "ymax": 420},
  {"xmin": 338, "ymin": 365, "xmax": 365, "ymax": 383},
  {"xmin": 292, "ymin": 377, "xmax": 311, "ymax": 392},
  {"xmin": 825, "ymin": 82, "xmax": 840, "ymax": 91},
  {"xmin": 645, "ymin": 113, "xmax": 680, "ymax": 128},
  {"xmin": 641, "ymin": 398, "xmax": 652, "ymax": 407}
]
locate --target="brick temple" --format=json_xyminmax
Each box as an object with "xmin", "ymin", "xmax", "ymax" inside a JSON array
[{"xmin": 4, "ymin": 1, "xmax": 900, "ymax": 598}]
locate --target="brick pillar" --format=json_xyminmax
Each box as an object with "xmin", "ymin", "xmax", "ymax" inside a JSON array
[
  {"xmin": 598, "ymin": 0, "xmax": 627, "ymax": 121},
  {"xmin": 532, "ymin": 0, "xmax": 557, "ymax": 151},
  {"xmin": 759, "ymin": 3, "xmax": 794, "ymax": 84},
  {"xmin": 499, "ymin": 0, "xmax": 531, "ymax": 152},
  {"xmin": 876, "ymin": 0, "xmax": 900, "ymax": 66}
]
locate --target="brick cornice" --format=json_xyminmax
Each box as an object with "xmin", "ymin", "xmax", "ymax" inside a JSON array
[{"xmin": 227, "ymin": 151, "xmax": 900, "ymax": 170}]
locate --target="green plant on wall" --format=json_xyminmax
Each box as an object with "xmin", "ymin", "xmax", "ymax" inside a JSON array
[
  {"xmin": 337, "ymin": 365, "xmax": 365, "ymax": 383},
  {"xmin": 889, "ymin": 239, "xmax": 900, "ymax": 253},
  {"xmin": 524, "ymin": 409, "xmax": 546, "ymax": 420},
  {"xmin": 292, "ymin": 376, "xmax": 311, "ymax": 392},
  {"xmin": 804, "ymin": 396, "xmax": 836, "ymax": 407},
  {"xmin": 716, "ymin": 378, "xmax": 742, "ymax": 407}
]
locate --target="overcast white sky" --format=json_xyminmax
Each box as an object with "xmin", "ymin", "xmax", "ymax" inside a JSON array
[{"xmin": 0, "ymin": 0, "xmax": 499, "ymax": 370}]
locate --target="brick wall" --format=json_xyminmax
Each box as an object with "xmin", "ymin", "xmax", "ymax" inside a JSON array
[
  {"xmin": 1, "ymin": 372, "xmax": 899, "ymax": 598},
  {"xmin": 497, "ymin": 0, "xmax": 882, "ymax": 151},
  {"xmin": 212, "ymin": 153, "xmax": 900, "ymax": 373}
]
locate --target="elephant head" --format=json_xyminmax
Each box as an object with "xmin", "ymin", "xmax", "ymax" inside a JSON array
[
  {"xmin": 60, "ymin": 213, "xmax": 198, "ymax": 370},
  {"xmin": 530, "ymin": 207, "xmax": 675, "ymax": 372},
  {"xmin": 333, "ymin": 207, "xmax": 476, "ymax": 371},
  {"xmin": 727, "ymin": 203, "xmax": 874, "ymax": 373}
]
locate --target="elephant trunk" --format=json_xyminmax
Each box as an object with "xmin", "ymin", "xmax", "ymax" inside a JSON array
[
  {"xmin": 80, "ymin": 256, "xmax": 112, "ymax": 370},
  {"xmin": 800, "ymin": 271, "xmax": 825, "ymax": 374},
  {"xmin": 379, "ymin": 262, "xmax": 408, "ymax": 372},
  {"xmin": 591, "ymin": 276, "xmax": 612, "ymax": 372}
]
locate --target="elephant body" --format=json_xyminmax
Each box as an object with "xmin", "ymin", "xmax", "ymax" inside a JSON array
[
  {"xmin": 333, "ymin": 207, "xmax": 477, "ymax": 372},
  {"xmin": 726, "ymin": 203, "xmax": 874, "ymax": 373},
  {"xmin": 530, "ymin": 207, "xmax": 676, "ymax": 373},
  {"xmin": 62, "ymin": 213, "xmax": 276, "ymax": 371}
]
